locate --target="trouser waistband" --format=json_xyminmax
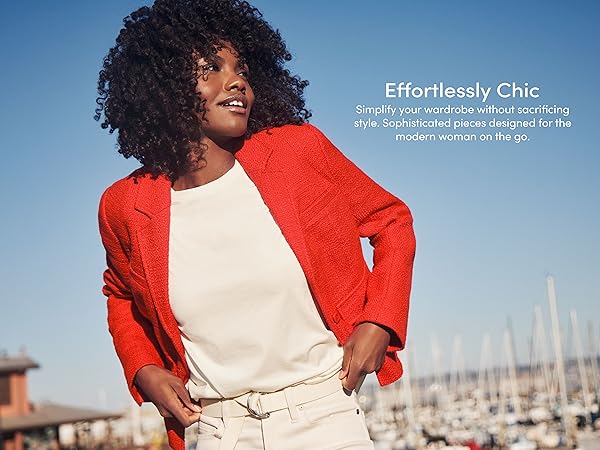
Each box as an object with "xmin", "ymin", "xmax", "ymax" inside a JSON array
[{"xmin": 200, "ymin": 372, "xmax": 344, "ymax": 419}]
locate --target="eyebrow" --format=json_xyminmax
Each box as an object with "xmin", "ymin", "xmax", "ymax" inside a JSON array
[{"xmin": 205, "ymin": 53, "xmax": 249, "ymax": 70}]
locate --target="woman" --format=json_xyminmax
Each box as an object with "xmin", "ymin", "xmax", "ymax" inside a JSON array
[{"xmin": 95, "ymin": 1, "xmax": 416, "ymax": 449}]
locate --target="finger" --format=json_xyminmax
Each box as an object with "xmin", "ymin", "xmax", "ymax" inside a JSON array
[
  {"xmin": 345, "ymin": 357, "xmax": 365, "ymax": 391},
  {"xmin": 339, "ymin": 341, "xmax": 353, "ymax": 379},
  {"xmin": 180, "ymin": 405, "xmax": 202, "ymax": 421},
  {"xmin": 186, "ymin": 411, "xmax": 202, "ymax": 423},
  {"xmin": 179, "ymin": 398, "xmax": 203, "ymax": 418},
  {"xmin": 168, "ymin": 401, "xmax": 200, "ymax": 427},
  {"xmin": 171, "ymin": 381, "xmax": 202, "ymax": 413},
  {"xmin": 340, "ymin": 372, "xmax": 349, "ymax": 391},
  {"xmin": 341, "ymin": 381, "xmax": 352, "ymax": 394},
  {"xmin": 340, "ymin": 354, "xmax": 354, "ymax": 391},
  {"xmin": 163, "ymin": 384, "xmax": 201, "ymax": 427}
]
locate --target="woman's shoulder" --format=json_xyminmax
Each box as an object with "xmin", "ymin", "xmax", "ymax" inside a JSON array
[
  {"xmin": 99, "ymin": 168, "xmax": 169, "ymax": 221},
  {"xmin": 252, "ymin": 122, "xmax": 325, "ymax": 144},
  {"xmin": 250, "ymin": 122, "xmax": 334, "ymax": 164},
  {"xmin": 100, "ymin": 169, "xmax": 141, "ymax": 206},
  {"xmin": 250, "ymin": 122, "xmax": 338, "ymax": 181},
  {"xmin": 103, "ymin": 167, "xmax": 169, "ymax": 194}
]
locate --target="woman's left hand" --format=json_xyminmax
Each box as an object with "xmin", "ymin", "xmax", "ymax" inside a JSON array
[{"xmin": 339, "ymin": 322, "xmax": 391, "ymax": 391}]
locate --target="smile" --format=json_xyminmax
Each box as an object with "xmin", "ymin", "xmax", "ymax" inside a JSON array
[
  {"xmin": 222, "ymin": 100, "xmax": 244, "ymax": 107},
  {"xmin": 217, "ymin": 94, "xmax": 249, "ymax": 113}
]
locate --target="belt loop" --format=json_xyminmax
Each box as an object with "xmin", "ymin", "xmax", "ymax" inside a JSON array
[
  {"xmin": 283, "ymin": 386, "xmax": 300, "ymax": 423},
  {"xmin": 218, "ymin": 416, "xmax": 245, "ymax": 450}
]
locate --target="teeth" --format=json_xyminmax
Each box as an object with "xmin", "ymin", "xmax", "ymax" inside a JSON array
[{"xmin": 223, "ymin": 100, "xmax": 244, "ymax": 107}]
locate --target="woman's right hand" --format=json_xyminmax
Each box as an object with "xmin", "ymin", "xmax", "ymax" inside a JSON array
[{"xmin": 133, "ymin": 364, "xmax": 202, "ymax": 427}]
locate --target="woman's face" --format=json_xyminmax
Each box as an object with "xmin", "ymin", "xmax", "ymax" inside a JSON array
[{"xmin": 195, "ymin": 43, "xmax": 255, "ymax": 143}]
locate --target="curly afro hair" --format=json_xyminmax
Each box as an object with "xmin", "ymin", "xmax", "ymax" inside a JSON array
[{"xmin": 95, "ymin": 0, "xmax": 311, "ymax": 180}]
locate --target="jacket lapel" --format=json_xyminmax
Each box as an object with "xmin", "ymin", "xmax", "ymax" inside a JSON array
[
  {"xmin": 134, "ymin": 175, "xmax": 186, "ymax": 362},
  {"xmin": 132, "ymin": 130, "xmax": 317, "ymax": 364},
  {"xmin": 237, "ymin": 132, "xmax": 316, "ymax": 290}
]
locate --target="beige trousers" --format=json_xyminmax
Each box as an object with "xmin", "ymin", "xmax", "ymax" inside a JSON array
[{"xmin": 193, "ymin": 380, "xmax": 374, "ymax": 450}]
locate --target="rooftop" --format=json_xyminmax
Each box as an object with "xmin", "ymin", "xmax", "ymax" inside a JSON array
[
  {"xmin": 0, "ymin": 403, "xmax": 122, "ymax": 432},
  {"xmin": 0, "ymin": 355, "xmax": 39, "ymax": 374}
]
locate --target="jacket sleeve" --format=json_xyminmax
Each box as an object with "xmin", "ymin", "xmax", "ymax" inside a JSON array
[
  {"xmin": 98, "ymin": 186, "xmax": 165, "ymax": 405},
  {"xmin": 305, "ymin": 124, "xmax": 416, "ymax": 352}
]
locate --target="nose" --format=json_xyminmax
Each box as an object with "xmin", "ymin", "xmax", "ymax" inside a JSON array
[{"xmin": 224, "ymin": 71, "xmax": 247, "ymax": 93}]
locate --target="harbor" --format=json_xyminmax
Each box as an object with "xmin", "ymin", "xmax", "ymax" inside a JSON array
[{"xmin": 358, "ymin": 276, "xmax": 600, "ymax": 450}]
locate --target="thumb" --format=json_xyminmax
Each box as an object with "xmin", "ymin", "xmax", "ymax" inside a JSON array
[
  {"xmin": 339, "ymin": 341, "xmax": 353, "ymax": 380},
  {"xmin": 172, "ymin": 381, "xmax": 202, "ymax": 413}
]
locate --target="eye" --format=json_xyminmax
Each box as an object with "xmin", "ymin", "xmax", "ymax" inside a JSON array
[
  {"xmin": 238, "ymin": 69, "xmax": 250, "ymax": 78},
  {"xmin": 201, "ymin": 63, "xmax": 219, "ymax": 72}
]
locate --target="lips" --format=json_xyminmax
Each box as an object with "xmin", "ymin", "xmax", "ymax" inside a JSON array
[{"xmin": 217, "ymin": 94, "xmax": 248, "ymax": 113}]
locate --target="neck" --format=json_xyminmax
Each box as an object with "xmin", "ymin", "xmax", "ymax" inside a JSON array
[{"xmin": 172, "ymin": 137, "xmax": 241, "ymax": 191}]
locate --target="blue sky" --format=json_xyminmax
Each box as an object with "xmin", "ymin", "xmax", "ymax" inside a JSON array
[{"xmin": 0, "ymin": 1, "xmax": 598, "ymax": 410}]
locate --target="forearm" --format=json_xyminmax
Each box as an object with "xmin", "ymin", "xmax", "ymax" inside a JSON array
[
  {"xmin": 359, "ymin": 218, "xmax": 415, "ymax": 351},
  {"xmin": 106, "ymin": 293, "xmax": 166, "ymax": 404},
  {"xmin": 99, "ymin": 189, "xmax": 166, "ymax": 405}
]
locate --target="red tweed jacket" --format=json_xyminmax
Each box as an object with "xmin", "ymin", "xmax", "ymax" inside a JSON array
[{"xmin": 98, "ymin": 123, "xmax": 416, "ymax": 449}]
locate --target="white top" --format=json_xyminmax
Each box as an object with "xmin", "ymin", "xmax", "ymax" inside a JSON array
[{"xmin": 169, "ymin": 159, "xmax": 343, "ymax": 399}]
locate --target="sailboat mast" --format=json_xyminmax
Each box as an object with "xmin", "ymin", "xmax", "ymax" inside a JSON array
[
  {"xmin": 570, "ymin": 310, "xmax": 592, "ymax": 414},
  {"xmin": 546, "ymin": 275, "xmax": 573, "ymax": 447},
  {"xmin": 504, "ymin": 328, "xmax": 522, "ymax": 416}
]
